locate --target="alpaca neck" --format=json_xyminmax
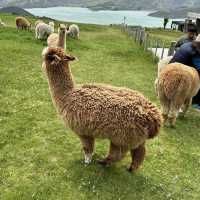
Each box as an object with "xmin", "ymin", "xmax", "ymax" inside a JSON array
[
  {"xmin": 57, "ymin": 32, "xmax": 66, "ymax": 49},
  {"xmin": 46, "ymin": 62, "xmax": 74, "ymax": 112}
]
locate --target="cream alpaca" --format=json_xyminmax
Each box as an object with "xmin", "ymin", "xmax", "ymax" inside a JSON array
[
  {"xmin": 47, "ymin": 24, "xmax": 67, "ymax": 50},
  {"xmin": 157, "ymin": 63, "xmax": 200, "ymax": 127}
]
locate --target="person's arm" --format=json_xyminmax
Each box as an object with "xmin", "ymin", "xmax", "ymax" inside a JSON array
[
  {"xmin": 170, "ymin": 43, "xmax": 192, "ymax": 64},
  {"xmin": 175, "ymin": 37, "xmax": 184, "ymax": 48}
]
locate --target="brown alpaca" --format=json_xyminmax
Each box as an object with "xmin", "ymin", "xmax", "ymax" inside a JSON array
[
  {"xmin": 42, "ymin": 47, "xmax": 163, "ymax": 172},
  {"xmin": 47, "ymin": 24, "xmax": 67, "ymax": 50},
  {"xmin": 16, "ymin": 17, "xmax": 31, "ymax": 30},
  {"xmin": 157, "ymin": 63, "xmax": 200, "ymax": 127}
]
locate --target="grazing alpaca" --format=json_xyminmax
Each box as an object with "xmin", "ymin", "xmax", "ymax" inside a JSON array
[
  {"xmin": 0, "ymin": 18, "xmax": 6, "ymax": 27},
  {"xmin": 157, "ymin": 62, "xmax": 200, "ymax": 127},
  {"xmin": 67, "ymin": 24, "xmax": 79, "ymax": 39},
  {"xmin": 47, "ymin": 24, "xmax": 67, "ymax": 50},
  {"xmin": 16, "ymin": 16, "xmax": 31, "ymax": 30},
  {"xmin": 35, "ymin": 21, "xmax": 54, "ymax": 40},
  {"xmin": 42, "ymin": 47, "xmax": 163, "ymax": 172}
]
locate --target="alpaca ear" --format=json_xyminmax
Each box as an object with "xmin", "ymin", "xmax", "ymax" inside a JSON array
[{"xmin": 63, "ymin": 55, "xmax": 77, "ymax": 62}]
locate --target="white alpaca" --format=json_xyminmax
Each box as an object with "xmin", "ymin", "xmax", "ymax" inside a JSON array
[
  {"xmin": 35, "ymin": 21, "xmax": 54, "ymax": 40},
  {"xmin": 67, "ymin": 24, "xmax": 79, "ymax": 39},
  {"xmin": 0, "ymin": 19, "xmax": 6, "ymax": 27}
]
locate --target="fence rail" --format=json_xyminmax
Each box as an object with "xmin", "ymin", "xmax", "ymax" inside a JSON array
[{"xmin": 122, "ymin": 25, "xmax": 176, "ymax": 60}]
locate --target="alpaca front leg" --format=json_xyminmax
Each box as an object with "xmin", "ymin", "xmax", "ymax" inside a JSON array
[
  {"xmin": 128, "ymin": 143, "xmax": 146, "ymax": 172},
  {"xmin": 79, "ymin": 136, "xmax": 95, "ymax": 165},
  {"xmin": 98, "ymin": 142, "xmax": 128, "ymax": 167}
]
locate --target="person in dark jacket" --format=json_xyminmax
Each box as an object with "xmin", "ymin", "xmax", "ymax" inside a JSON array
[
  {"xmin": 175, "ymin": 27, "xmax": 197, "ymax": 49},
  {"xmin": 170, "ymin": 35, "xmax": 200, "ymax": 109}
]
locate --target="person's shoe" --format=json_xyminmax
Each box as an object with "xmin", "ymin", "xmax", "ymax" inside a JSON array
[{"xmin": 192, "ymin": 104, "xmax": 200, "ymax": 112}]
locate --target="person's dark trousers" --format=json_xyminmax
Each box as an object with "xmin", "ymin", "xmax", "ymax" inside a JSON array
[{"xmin": 193, "ymin": 90, "xmax": 200, "ymax": 105}]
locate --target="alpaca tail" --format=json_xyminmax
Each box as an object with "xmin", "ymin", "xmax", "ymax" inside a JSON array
[
  {"xmin": 147, "ymin": 106, "xmax": 163, "ymax": 139},
  {"xmin": 163, "ymin": 75, "xmax": 189, "ymax": 100}
]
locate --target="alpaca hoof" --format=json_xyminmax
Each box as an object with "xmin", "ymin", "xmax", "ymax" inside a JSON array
[
  {"xmin": 127, "ymin": 166, "xmax": 133, "ymax": 172},
  {"xmin": 128, "ymin": 163, "xmax": 140, "ymax": 172},
  {"xmin": 162, "ymin": 114, "xmax": 168, "ymax": 123},
  {"xmin": 179, "ymin": 114, "xmax": 185, "ymax": 119},
  {"xmin": 98, "ymin": 159, "xmax": 111, "ymax": 167},
  {"xmin": 84, "ymin": 154, "xmax": 93, "ymax": 165},
  {"xmin": 169, "ymin": 124, "xmax": 176, "ymax": 128}
]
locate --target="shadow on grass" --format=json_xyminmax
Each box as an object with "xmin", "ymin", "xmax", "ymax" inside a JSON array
[
  {"xmin": 163, "ymin": 110, "xmax": 200, "ymax": 148},
  {"xmin": 65, "ymin": 158, "xmax": 174, "ymax": 200}
]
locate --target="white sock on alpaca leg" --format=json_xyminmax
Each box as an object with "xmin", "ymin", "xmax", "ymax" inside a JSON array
[{"xmin": 84, "ymin": 153, "xmax": 93, "ymax": 165}]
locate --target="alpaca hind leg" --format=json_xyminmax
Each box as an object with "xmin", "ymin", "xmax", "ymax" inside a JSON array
[
  {"xmin": 160, "ymin": 102, "xmax": 170, "ymax": 124},
  {"xmin": 98, "ymin": 142, "xmax": 128, "ymax": 167},
  {"xmin": 158, "ymin": 90, "xmax": 170, "ymax": 124},
  {"xmin": 128, "ymin": 143, "xmax": 146, "ymax": 172},
  {"xmin": 79, "ymin": 136, "xmax": 95, "ymax": 165},
  {"xmin": 35, "ymin": 29, "xmax": 38, "ymax": 39},
  {"xmin": 182, "ymin": 98, "xmax": 192, "ymax": 117},
  {"xmin": 168, "ymin": 103, "xmax": 181, "ymax": 127}
]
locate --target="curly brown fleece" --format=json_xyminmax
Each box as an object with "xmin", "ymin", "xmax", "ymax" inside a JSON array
[
  {"xmin": 16, "ymin": 17, "xmax": 31, "ymax": 30},
  {"xmin": 42, "ymin": 47, "xmax": 163, "ymax": 172},
  {"xmin": 157, "ymin": 62, "xmax": 200, "ymax": 126}
]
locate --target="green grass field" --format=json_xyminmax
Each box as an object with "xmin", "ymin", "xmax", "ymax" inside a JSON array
[
  {"xmin": 146, "ymin": 28, "xmax": 183, "ymax": 47},
  {"xmin": 0, "ymin": 14, "xmax": 200, "ymax": 200}
]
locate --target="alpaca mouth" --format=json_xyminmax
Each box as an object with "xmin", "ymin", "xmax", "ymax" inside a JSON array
[{"xmin": 47, "ymin": 54, "xmax": 61, "ymax": 61}]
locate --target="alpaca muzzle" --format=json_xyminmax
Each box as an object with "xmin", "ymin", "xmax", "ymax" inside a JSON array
[{"xmin": 47, "ymin": 54, "xmax": 61, "ymax": 64}]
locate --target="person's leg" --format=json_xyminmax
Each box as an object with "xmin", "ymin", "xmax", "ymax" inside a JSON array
[{"xmin": 192, "ymin": 89, "xmax": 200, "ymax": 105}]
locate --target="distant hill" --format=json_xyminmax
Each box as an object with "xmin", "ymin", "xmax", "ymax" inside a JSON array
[
  {"xmin": 1, "ymin": 0, "xmax": 200, "ymax": 11},
  {"xmin": 149, "ymin": 7, "xmax": 200, "ymax": 18},
  {"xmin": 0, "ymin": 6, "xmax": 34, "ymax": 16}
]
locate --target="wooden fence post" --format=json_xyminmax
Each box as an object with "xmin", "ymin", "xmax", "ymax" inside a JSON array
[
  {"xmin": 136, "ymin": 29, "xmax": 140, "ymax": 42},
  {"xmin": 135, "ymin": 29, "xmax": 139, "ymax": 42},
  {"xmin": 139, "ymin": 29, "xmax": 145, "ymax": 45},
  {"xmin": 168, "ymin": 41, "xmax": 176, "ymax": 56},
  {"xmin": 154, "ymin": 40, "xmax": 159, "ymax": 59},
  {"xmin": 144, "ymin": 33, "xmax": 149, "ymax": 51},
  {"xmin": 161, "ymin": 42, "xmax": 165, "ymax": 59}
]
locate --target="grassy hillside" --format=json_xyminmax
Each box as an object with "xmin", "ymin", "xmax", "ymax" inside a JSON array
[
  {"xmin": 0, "ymin": 14, "xmax": 200, "ymax": 200},
  {"xmin": 0, "ymin": 6, "xmax": 34, "ymax": 16}
]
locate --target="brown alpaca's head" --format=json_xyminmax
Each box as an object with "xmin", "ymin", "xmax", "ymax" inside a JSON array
[{"xmin": 42, "ymin": 47, "xmax": 76, "ymax": 68}]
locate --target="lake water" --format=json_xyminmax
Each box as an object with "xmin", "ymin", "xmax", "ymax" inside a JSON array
[{"xmin": 26, "ymin": 7, "xmax": 171, "ymax": 28}]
